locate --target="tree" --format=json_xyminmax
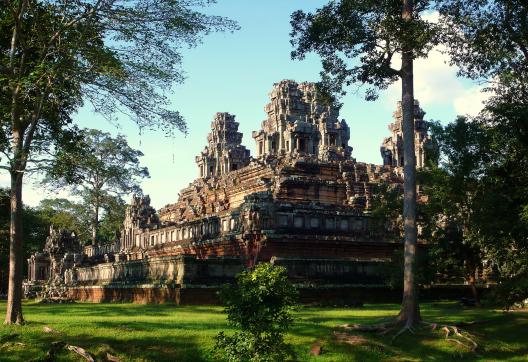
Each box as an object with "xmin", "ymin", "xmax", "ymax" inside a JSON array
[
  {"xmin": 369, "ymin": 183, "xmax": 404, "ymax": 239},
  {"xmin": 47, "ymin": 129, "xmax": 148, "ymax": 245},
  {"xmin": 1, "ymin": 0, "xmax": 237, "ymax": 324},
  {"xmin": 438, "ymin": 0, "xmax": 528, "ymax": 98},
  {"xmin": 214, "ymin": 263, "xmax": 297, "ymax": 362},
  {"xmin": 437, "ymin": 0, "xmax": 528, "ymax": 307},
  {"xmin": 37, "ymin": 198, "xmax": 92, "ymax": 244},
  {"xmin": 0, "ymin": 188, "xmax": 10, "ymax": 295},
  {"xmin": 290, "ymin": 0, "xmax": 437, "ymax": 327},
  {"xmin": 98, "ymin": 196, "xmax": 126, "ymax": 244},
  {"xmin": 419, "ymin": 118, "xmax": 492, "ymax": 306},
  {"xmin": 0, "ymin": 188, "xmax": 49, "ymax": 295},
  {"xmin": 36, "ymin": 195, "xmax": 125, "ymax": 246}
]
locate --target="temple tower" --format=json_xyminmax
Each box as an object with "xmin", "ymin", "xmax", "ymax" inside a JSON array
[
  {"xmin": 196, "ymin": 112, "xmax": 251, "ymax": 178},
  {"xmin": 121, "ymin": 195, "xmax": 158, "ymax": 250},
  {"xmin": 252, "ymin": 80, "xmax": 352, "ymax": 160},
  {"xmin": 380, "ymin": 100, "xmax": 432, "ymax": 168}
]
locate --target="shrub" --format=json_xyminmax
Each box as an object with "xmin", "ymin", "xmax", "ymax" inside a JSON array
[
  {"xmin": 214, "ymin": 263, "xmax": 298, "ymax": 362},
  {"xmin": 492, "ymin": 272, "xmax": 528, "ymax": 309}
]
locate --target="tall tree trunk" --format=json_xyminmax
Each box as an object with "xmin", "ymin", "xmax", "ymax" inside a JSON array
[
  {"xmin": 468, "ymin": 274, "xmax": 481, "ymax": 307},
  {"xmin": 4, "ymin": 170, "xmax": 24, "ymax": 325},
  {"xmin": 91, "ymin": 202, "xmax": 99, "ymax": 245},
  {"xmin": 398, "ymin": 0, "xmax": 421, "ymax": 326}
]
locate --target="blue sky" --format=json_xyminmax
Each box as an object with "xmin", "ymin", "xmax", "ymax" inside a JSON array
[{"xmin": 14, "ymin": 0, "xmax": 488, "ymax": 208}]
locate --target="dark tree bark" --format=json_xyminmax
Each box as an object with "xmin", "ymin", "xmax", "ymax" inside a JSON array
[
  {"xmin": 468, "ymin": 274, "xmax": 481, "ymax": 307},
  {"xmin": 91, "ymin": 203, "xmax": 99, "ymax": 246},
  {"xmin": 398, "ymin": 0, "xmax": 421, "ymax": 326},
  {"xmin": 5, "ymin": 132, "xmax": 25, "ymax": 325}
]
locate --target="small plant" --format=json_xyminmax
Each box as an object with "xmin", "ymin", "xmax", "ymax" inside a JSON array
[{"xmin": 214, "ymin": 263, "xmax": 298, "ymax": 362}]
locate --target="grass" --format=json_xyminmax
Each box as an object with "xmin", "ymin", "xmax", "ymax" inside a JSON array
[{"xmin": 0, "ymin": 301, "xmax": 527, "ymax": 361}]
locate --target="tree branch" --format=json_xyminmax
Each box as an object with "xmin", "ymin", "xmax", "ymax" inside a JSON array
[{"xmin": 503, "ymin": 2, "xmax": 528, "ymax": 62}]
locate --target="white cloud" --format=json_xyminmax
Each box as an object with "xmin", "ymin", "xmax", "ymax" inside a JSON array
[
  {"xmin": 453, "ymin": 85, "xmax": 491, "ymax": 117},
  {"xmin": 422, "ymin": 10, "xmax": 440, "ymax": 23},
  {"xmin": 385, "ymin": 11, "xmax": 490, "ymax": 118}
]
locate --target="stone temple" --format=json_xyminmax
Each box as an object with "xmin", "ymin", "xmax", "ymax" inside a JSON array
[
  {"xmin": 26, "ymin": 80, "xmax": 434, "ymax": 304},
  {"xmin": 381, "ymin": 100, "xmax": 433, "ymax": 169}
]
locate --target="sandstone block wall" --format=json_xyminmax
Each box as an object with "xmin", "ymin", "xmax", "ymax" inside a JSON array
[{"xmin": 72, "ymin": 255, "xmax": 244, "ymax": 286}]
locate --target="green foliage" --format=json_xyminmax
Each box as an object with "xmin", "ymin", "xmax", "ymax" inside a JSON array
[
  {"xmin": 214, "ymin": 263, "xmax": 298, "ymax": 362},
  {"xmin": 48, "ymin": 129, "xmax": 149, "ymax": 194},
  {"xmin": 36, "ymin": 198, "xmax": 91, "ymax": 245},
  {"xmin": 418, "ymin": 118, "xmax": 491, "ymax": 286},
  {"xmin": 1, "ymin": 302, "xmax": 527, "ymax": 361},
  {"xmin": 98, "ymin": 196, "xmax": 126, "ymax": 244},
  {"xmin": 418, "ymin": 110, "xmax": 528, "ymax": 306},
  {"xmin": 36, "ymin": 195, "xmax": 126, "ymax": 246},
  {"xmin": 438, "ymin": 0, "xmax": 528, "ymax": 93},
  {"xmin": 471, "ymin": 103, "xmax": 528, "ymax": 306},
  {"xmin": 290, "ymin": 0, "xmax": 439, "ymax": 99},
  {"xmin": 492, "ymin": 271, "xmax": 528, "ymax": 309},
  {"xmin": 432, "ymin": 0, "xmax": 528, "ymax": 307},
  {"xmin": 1, "ymin": 0, "xmax": 238, "ymax": 140},
  {"xmin": 0, "ymin": 188, "xmax": 48, "ymax": 293},
  {"xmin": 369, "ymin": 183, "xmax": 403, "ymax": 238},
  {"xmin": 369, "ymin": 182, "xmax": 435, "ymax": 287},
  {"xmin": 45, "ymin": 128, "xmax": 147, "ymax": 243}
]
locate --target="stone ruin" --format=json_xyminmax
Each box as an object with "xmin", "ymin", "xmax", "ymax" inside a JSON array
[
  {"xmin": 25, "ymin": 80, "xmax": 438, "ymax": 305},
  {"xmin": 25, "ymin": 226, "xmax": 83, "ymax": 302},
  {"xmin": 252, "ymin": 80, "xmax": 352, "ymax": 161},
  {"xmin": 196, "ymin": 112, "xmax": 251, "ymax": 178},
  {"xmin": 120, "ymin": 194, "xmax": 158, "ymax": 252},
  {"xmin": 380, "ymin": 100, "xmax": 433, "ymax": 169}
]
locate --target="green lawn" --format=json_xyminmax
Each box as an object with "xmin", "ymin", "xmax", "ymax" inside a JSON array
[{"xmin": 0, "ymin": 301, "xmax": 527, "ymax": 361}]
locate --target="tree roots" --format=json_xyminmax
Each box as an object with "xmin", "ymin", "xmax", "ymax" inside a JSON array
[
  {"xmin": 336, "ymin": 319, "xmax": 479, "ymax": 351},
  {"xmin": 422, "ymin": 322, "xmax": 478, "ymax": 351}
]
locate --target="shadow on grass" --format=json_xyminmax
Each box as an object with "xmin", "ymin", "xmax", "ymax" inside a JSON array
[
  {"xmin": 289, "ymin": 303, "xmax": 528, "ymax": 362},
  {"xmin": 0, "ymin": 325, "xmax": 211, "ymax": 362},
  {"xmin": 1, "ymin": 301, "xmax": 527, "ymax": 362}
]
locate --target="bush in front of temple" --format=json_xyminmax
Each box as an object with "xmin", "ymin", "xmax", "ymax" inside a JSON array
[{"xmin": 214, "ymin": 263, "xmax": 298, "ymax": 362}]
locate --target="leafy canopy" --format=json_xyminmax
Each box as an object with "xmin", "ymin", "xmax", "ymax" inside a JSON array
[
  {"xmin": 0, "ymin": 0, "xmax": 238, "ymax": 172},
  {"xmin": 290, "ymin": 0, "xmax": 438, "ymax": 99},
  {"xmin": 438, "ymin": 0, "xmax": 528, "ymax": 88},
  {"xmin": 47, "ymin": 128, "xmax": 149, "ymax": 196},
  {"xmin": 37, "ymin": 198, "xmax": 92, "ymax": 244},
  {"xmin": 418, "ymin": 118, "xmax": 491, "ymax": 283},
  {"xmin": 436, "ymin": 0, "xmax": 528, "ymax": 306},
  {"xmin": 45, "ymin": 128, "xmax": 148, "ymax": 242}
]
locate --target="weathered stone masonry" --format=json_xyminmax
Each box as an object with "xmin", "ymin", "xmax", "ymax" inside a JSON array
[{"xmin": 26, "ymin": 80, "xmax": 436, "ymax": 304}]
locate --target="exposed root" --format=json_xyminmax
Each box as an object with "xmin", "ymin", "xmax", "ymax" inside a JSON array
[
  {"xmin": 66, "ymin": 344, "xmax": 95, "ymax": 362},
  {"xmin": 106, "ymin": 352, "xmax": 122, "ymax": 362},
  {"xmin": 422, "ymin": 321, "xmax": 478, "ymax": 351},
  {"xmin": 377, "ymin": 326, "xmax": 396, "ymax": 336},
  {"xmin": 335, "ymin": 318, "xmax": 479, "ymax": 352},
  {"xmin": 391, "ymin": 324, "xmax": 415, "ymax": 343}
]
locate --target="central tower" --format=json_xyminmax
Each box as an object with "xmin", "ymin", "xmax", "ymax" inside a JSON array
[{"xmin": 252, "ymin": 80, "xmax": 352, "ymax": 160}]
